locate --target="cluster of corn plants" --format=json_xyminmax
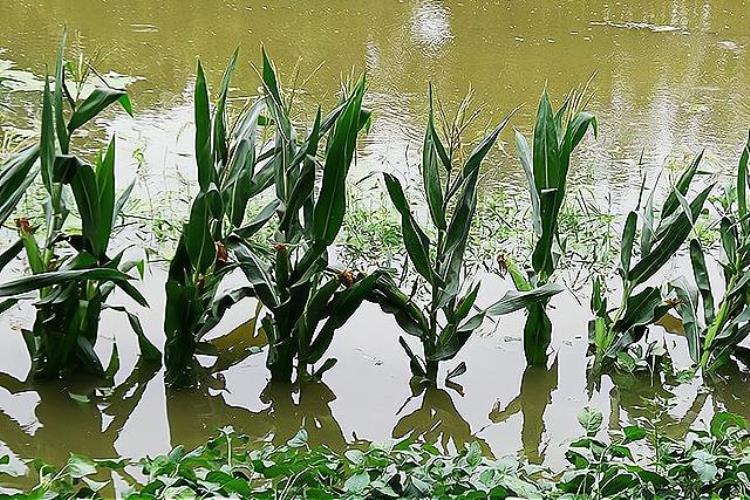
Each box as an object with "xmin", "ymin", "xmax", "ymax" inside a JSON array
[
  {"xmin": 369, "ymin": 88, "xmax": 562, "ymax": 385},
  {"xmin": 670, "ymin": 134, "xmax": 750, "ymax": 373},
  {"xmin": 163, "ymin": 49, "xmax": 279, "ymax": 384},
  {"xmin": 511, "ymin": 87, "xmax": 596, "ymax": 366},
  {"xmin": 589, "ymin": 153, "xmax": 714, "ymax": 371},
  {"xmin": 2, "ymin": 32, "xmax": 159, "ymax": 378},
  {"xmin": 228, "ymin": 52, "xmax": 376, "ymax": 383},
  {"xmin": 6, "ymin": 34, "xmax": 748, "ymax": 390}
]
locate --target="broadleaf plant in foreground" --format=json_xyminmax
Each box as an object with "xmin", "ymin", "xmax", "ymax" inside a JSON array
[
  {"xmin": 370, "ymin": 87, "xmax": 562, "ymax": 385},
  {"xmin": 590, "ymin": 152, "xmax": 714, "ymax": 371},
  {"xmin": 511, "ymin": 85, "xmax": 597, "ymax": 366},
  {"xmin": 6, "ymin": 409, "xmax": 750, "ymax": 499},
  {"xmin": 670, "ymin": 132, "xmax": 750, "ymax": 373},
  {"xmin": 229, "ymin": 50, "xmax": 375, "ymax": 383},
  {"xmin": 10, "ymin": 31, "xmax": 158, "ymax": 379}
]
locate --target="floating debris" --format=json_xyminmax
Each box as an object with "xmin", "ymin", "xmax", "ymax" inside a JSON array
[
  {"xmin": 590, "ymin": 20, "xmax": 682, "ymax": 33},
  {"xmin": 130, "ymin": 23, "xmax": 159, "ymax": 33}
]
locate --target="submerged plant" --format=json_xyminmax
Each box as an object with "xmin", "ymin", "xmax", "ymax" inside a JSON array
[
  {"xmin": 671, "ymin": 133, "xmax": 750, "ymax": 373},
  {"xmin": 163, "ymin": 50, "xmax": 278, "ymax": 384},
  {"xmin": 230, "ymin": 51, "xmax": 375, "ymax": 383},
  {"xmin": 590, "ymin": 153, "xmax": 714, "ymax": 371},
  {"xmin": 8, "ymin": 32, "xmax": 159, "ymax": 378},
  {"xmin": 510, "ymin": 86, "xmax": 596, "ymax": 366},
  {"xmin": 369, "ymin": 87, "xmax": 562, "ymax": 384}
]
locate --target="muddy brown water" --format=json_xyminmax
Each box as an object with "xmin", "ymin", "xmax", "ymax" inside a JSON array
[{"xmin": 1, "ymin": 0, "xmax": 749, "ymax": 488}]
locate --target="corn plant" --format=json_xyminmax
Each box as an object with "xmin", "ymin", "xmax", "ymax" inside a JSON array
[
  {"xmin": 8, "ymin": 32, "xmax": 159, "ymax": 379},
  {"xmin": 369, "ymin": 88, "xmax": 562, "ymax": 384},
  {"xmin": 670, "ymin": 133, "xmax": 750, "ymax": 373},
  {"xmin": 511, "ymin": 87, "xmax": 596, "ymax": 366},
  {"xmin": 590, "ymin": 154, "xmax": 714, "ymax": 370},
  {"xmin": 229, "ymin": 51, "xmax": 375, "ymax": 383},
  {"xmin": 163, "ymin": 50, "xmax": 280, "ymax": 384}
]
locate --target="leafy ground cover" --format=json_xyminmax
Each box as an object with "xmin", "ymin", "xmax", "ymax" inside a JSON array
[{"xmin": 2, "ymin": 408, "xmax": 749, "ymax": 499}]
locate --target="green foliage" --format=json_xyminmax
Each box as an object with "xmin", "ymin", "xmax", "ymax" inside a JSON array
[
  {"xmin": 370, "ymin": 87, "xmax": 562, "ymax": 384},
  {"xmin": 590, "ymin": 152, "xmax": 714, "ymax": 372},
  {"xmin": 9, "ymin": 32, "xmax": 155, "ymax": 379},
  {"xmin": 229, "ymin": 49, "xmax": 374, "ymax": 383},
  {"xmin": 5, "ymin": 410, "xmax": 750, "ymax": 499},
  {"xmin": 513, "ymin": 86, "xmax": 597, "ymax": 366},
  {"xmin": 670, "ymin": 132, "xmax": 750, "ymax": 373},
  {"xmin": 163, "ymin": 49, "xmax": 278, "ymax": 385}
]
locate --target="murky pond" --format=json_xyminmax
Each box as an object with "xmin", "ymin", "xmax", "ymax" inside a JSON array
[{"xmin": 1, "ymin": 0, "xmax": 750, "ymax": 487}]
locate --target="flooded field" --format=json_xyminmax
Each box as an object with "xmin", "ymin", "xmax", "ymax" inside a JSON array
[{"xmin": 1, "ymin": 0, "xmax": 750, "ymax": 491}]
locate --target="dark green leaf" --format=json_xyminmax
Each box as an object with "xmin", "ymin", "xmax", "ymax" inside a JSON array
[
  {"xmin": 194, "ymin": 61, "xmax": 214, "ymax": 191},
  {"xmin": 312, "ymin": 76, "xmax": 365, "ymax": 245},
  {"xmin": 67, "ymin": 88, "xmax": 131, "ymax": 133}
]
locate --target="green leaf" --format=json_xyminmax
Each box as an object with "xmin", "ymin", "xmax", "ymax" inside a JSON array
[
  {"xmin": 212, "ymin": 47, "xmax": 239, "ymax": 166},
  {"xmin": 368, "ymin": 275, "xmax": 430, "ymax": 339},
  {"xmin": 620, "ymin": 211, "xmax": 637, "ymax": 279},
  {"xmin": 287, "ymin": 429, "xmax": 308, "ymax": 448},
  {"xmin": 261, "ymin": 47, "xmax": 283, "ymax": 109},
  {"xmin": 623, "ymin": 425, "xmax": 648, "ymax": 443},
  {"xmin": 628, "ymin": 184, "xmax": 714, "ymax": 286},
  {"xmin": 0, "ymin": 239, "xmax": 23, "ymax": 273},
  {"xmin": 69, "ymin": 162, "xmax": 102, "ymax": 255},
  {"xmin": 422, "ymin": 85, "xmax": 446, "ymax": 229},
  {"xmin": 670, "ymin": 278, "xmax": 702, "ymax": 365},
  {"xmin": 40, "ymin": 77, "xmax": 55, "ymax": 192},
  {"xmin": 54, "ymin": 28, "xmax": 69, "ymax": 153},
  {"xmin": 738, "ymin": 132, "xmax": 750, "ymax": 235},
  {"xmin": 184, "ymin": 187, "xmax": 221, "ymax": 274},
  {"xmin": 95, "ymin": 137, "xmax": 116, "ymax": 254},
  {"xmin": 515, "ymin": 129, "xmax": 540, "ymax": 237},
  {"xmin": 114, "ymin": 177, "xmax": 135, "ymax": 224},
  {"xmin": 710, "ymin": 411, "xmax": 747, "ymax": 438},
  {"xmin": 383, "ymin": 173, "xmax": 434, "ymax": 284},
  {"xmin": 577, "ymin": 407, "xmax": 603, "ymax": 435},
  {"xmin": 108, "ymin": 306, "xmax": 162, "ymax": 364},
  {"xmin": 660, "ymin": 151, "xmax": 703, "ymax": 222},
  {"xmin": 312, "ymin": 76, "xmax": 366, "ymax": 245},
  {"xmin": 446, "ymin": 361, "xmax": 467, "ymax": 382},
  {"xmin": 232, "ymin": 242, "xmax": 279, "ymax": 308},
  {"xmin": 0, "ymin": 146, "xmax": 39, "ymax": 226},
  {"xmin": 234, "ymin": 200, "xmax": 280, "ymax": 239},
  {"xmin": 223, "ymin": 99, "xmax": 266, "ymax": 227},
  {"xmin": 68, "ymin": 453, "xmax": 97, "ymax": 478},
  {"xmin": 689, "ymin": 239, "xmax": 714, "ymax": 324},
  {"xmin": 305, "ymin": 272, "xmax": 380, "ymax": 363},
  {"xmin": 194, "ymin": 61, "xmax": 214, "ymax": 191},
  {"xmin": 344, "ymin": 472, "xmax": 370, "ymax": 494},
  {"xmin": 486, "ymin": 282, "xmax": 563, "ymax": 316},
  {"xmin": 62, "ymin": 140, "xmax": 116, "ymax": 259},
  {"xmin": 613, "ymin": 286, "xmax": 666, "ymax": 333},
  {"xmin": 67, "ymin": 88, "xmax": 131, "ymax": 133},
  {"xmin": 399, "ymin": 336, "xmax": 426, "ymax": 377},
  {"xmin": 0, "ymin": 268, "xmax": 129, "ymax": 297},
  {"xmin": 530, "ymin": 91, "xmax": 562, "ymax": 279}
]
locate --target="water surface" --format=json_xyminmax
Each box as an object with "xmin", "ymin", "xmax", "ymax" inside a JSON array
[{"xmin": 1, "ymin": 0, "xmax": 749, "ymax": 488}]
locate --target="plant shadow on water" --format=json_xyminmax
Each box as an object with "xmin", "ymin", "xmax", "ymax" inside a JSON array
[
  {"xmin": 486, "ymin": 358, "xmax": 559, "ymax": 465},
  {"xmin": 394, "ymin": 385, "xmax": 490, "ymax": 456},
  {"xmin": 165, "ymin": 317, "xmax": 347, "ymax": 452},
  {"xmin": 0, "ymin": 362, "xmax": 158, "ymax": 488}
]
